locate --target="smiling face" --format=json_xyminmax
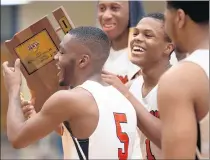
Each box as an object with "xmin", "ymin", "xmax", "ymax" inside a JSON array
[
  {"xmin": 130, "ymin": 17, "xmax": 172, "ymax": 67},
  {"xmin": 54, "ymin": 34, "xmax": 92, "ymax": 87},
  {"xmin": 54, "ymin": 34, "xmax": 77, "ymax": 86},
  {"xmin": 97, "ymin": 1, "xmax": 129, "ymax": 41}
]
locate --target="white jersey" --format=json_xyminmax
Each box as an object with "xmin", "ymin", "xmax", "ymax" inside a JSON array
[
  {"xmin": 170, "ymin": 51, "xmax": 178, "ymax": 65},
  {"xmin": 103, "ymin": 48, "xmax": 140, "ymax": 82},
  {"xmin": 66, "ymin": 80, "xmax": 140, "ymax": 159},
  {"xmin": 129, "ymin": 76, "xmax": 162, "ymax": 159},
  {"xmin": 183, "ymin": 49, "xmax": 209, "ymax": 159}
]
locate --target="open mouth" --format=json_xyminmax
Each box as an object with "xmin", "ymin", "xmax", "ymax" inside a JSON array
[
  {"xmin": 56, "ymin": 63, "xmax": 62, "ymax": 76},
  {"xmin": 131, "ymin": 45, "xmax": 146, "ymax": 55},
  {"xmin": 102, "ymin": 24, "xmax": 116, "ymax": 31}
]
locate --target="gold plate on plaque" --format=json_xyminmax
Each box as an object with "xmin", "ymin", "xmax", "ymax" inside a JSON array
[
  {"xmin": 15, "ymin": 29, "xmax": 58, "ymax": 75},
  {"xmin": 58, "ymin": 16, "xmax": 72, "ymax": 34}
]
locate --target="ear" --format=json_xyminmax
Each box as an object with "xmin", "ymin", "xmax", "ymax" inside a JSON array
[
  {"xmin": 176, "ymin": 9, "xmax": 186, "ymax": 29},
  {"xmin": 163, "ymin": 43, "xmax": 175, "ymax": 57},
  {"xmin": 78, "ymin": 54, "xmax": 90, "ymax": 69}
]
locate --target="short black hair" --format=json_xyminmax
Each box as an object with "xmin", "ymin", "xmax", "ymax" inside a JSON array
[
  {"xmin": 68, "ymin": 26, "xmax": 110, "ymax": 69},
  {"xmin": 167, "ymin": 1, "xmax": 209, "ymax": 24},
  {"xmin": 144, "ymin": 12, "xmax": 172, "ymax": 43}
]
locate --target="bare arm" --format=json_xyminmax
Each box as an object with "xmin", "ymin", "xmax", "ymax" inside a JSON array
[
  {"xmin": 7, "ymin": 90, "xmax": 75, "ymax": 148},
  {"xmin": 21, "ymin": 100, "xmax": 64, "ymax": 136},
  {"xmin": 102, "ymin": 73, "xmax": 161, "ymax": 148},
  {"xmin": 158, "ymin": 64, "xmax": 198, "ymax": 159},
  {"xmin": 126, "ymin": 91, "xmax": 161, "ymax": 148}
]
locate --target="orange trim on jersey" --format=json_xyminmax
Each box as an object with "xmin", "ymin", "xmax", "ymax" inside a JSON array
[
  {"xmin": 145, "ymin": 110, "xmax": 159, "ymax": 160},
  {"xmin": 117, "ymin": 75, "xmax": 129, "ymax": 84}
]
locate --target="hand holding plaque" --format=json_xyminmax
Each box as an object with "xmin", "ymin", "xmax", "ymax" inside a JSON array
[{"xmin": 4, "ymin": 6, "xmax": 74, "ymax": 112}]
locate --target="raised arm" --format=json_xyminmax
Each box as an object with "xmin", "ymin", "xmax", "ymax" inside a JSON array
[
  {"xmin": 21, "ymin": 100, "xmax": 64, "ymax": 136},
  {"xmin": 7, "ymin": 90, "xmax": 72, "ymax": 148},
  {"xmin": 2, "ymin": 59, "xmax": 75, "ymax": 148}
]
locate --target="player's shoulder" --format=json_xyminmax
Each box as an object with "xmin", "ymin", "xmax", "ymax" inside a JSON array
[
  {"xmin": 50, "ymin": 88, "xmax": 94, "ymax": 108},
  {"xmin": 159, "ymin": 61, "xmax": 208, "ymax": 94}
]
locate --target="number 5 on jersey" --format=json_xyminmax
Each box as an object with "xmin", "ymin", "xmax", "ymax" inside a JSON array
[{"xmin": 114, "ymin": 113, "xmax": 129, "ymax": 160}]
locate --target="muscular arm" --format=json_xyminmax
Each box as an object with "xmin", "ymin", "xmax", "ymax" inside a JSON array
[
  {"xmin": 7, "ymin": 89, "xmax": 77, "ymax": 148},
  {"xmin": 158, "ymin": 63, "xmax": 199, "ymax": 159}
]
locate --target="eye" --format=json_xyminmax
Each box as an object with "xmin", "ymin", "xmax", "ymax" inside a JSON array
[
  {"xmin": 111, "ymin": 6, "xmax": 120, "ymax": 11},
  {"xmin": 144, "ymin": 33, "xmax": 153, "ymax": 38},
  {"xmin": 133, "ymin": 29, "xmax": 139, "ymax": 37},
  {"xmin": 98, "ymin": 5, "xmax": 106, "ymax": 12}
]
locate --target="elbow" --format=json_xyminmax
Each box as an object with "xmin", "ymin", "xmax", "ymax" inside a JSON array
[
  {"xmin": 8, "ymin": 136, "xmax": 28, "ymax": 149},
  {"xmin": 154, "ymin": 138, "xmax": 162, "ymax": 149},
  {"xmin": 150, "ymin": 131, "xmax": 162, "ymax": 149},
  {"xmin": 12, "ymin": 142, "xmax": 24, "ymax": 149},
  {"xmin": 10, "ymin": 140, "xmax": 27, "ymax": 149}
]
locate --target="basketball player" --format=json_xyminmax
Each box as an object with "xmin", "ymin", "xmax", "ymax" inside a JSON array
[
  {"xmin": 23, "ymin": 2, "xmax": 144, "ymax": 158},
  {"xmin": 102, "ymin": 12, "xmax": 174, "ymax": 159},
  {"xmin": 2, "ymin": 26, "xmax": 138, "ymax": 159},
  {"xmin": 97, "ymin": 1, "xmax": 141, "ymax": 83},
  {"xmin": 158, "ymin": 1, "xmax": 209, "ymax": 159}
]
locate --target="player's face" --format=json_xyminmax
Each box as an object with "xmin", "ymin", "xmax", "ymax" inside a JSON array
[
  {"xmin": 97, "ymin": 1, "xmax": 129, "ymax": 41},
  {"xmin": 130, "ymin": 17, "xmax": 171, "ymax": 67},
  {"xmin": 54, "ymin": 34, "xmax": 77, "ymax": 87},
  {"xmin": 164, "ymin": 5, "xmax": 186, "ymax": 54}
]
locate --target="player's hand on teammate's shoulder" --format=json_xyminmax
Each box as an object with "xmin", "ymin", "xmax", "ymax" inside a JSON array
[
  {"xmin": 102, "ymin": 70, "xmax": 130, "ymax": 98},
  {"xmin": 102, "ymin": 70, "xmax": 121, "ymax": 85}
]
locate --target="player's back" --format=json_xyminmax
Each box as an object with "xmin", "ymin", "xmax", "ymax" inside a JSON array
[
  {"xmin": 67, "ymin": 80, "xmax": 138, "ymax": 159},
  {"xmin": 182, "ymin": 49, "xmax": 209, "ymax": 159}
]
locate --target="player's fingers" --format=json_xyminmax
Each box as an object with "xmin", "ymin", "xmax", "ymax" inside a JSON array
[
  {"xmin": 102, "ymin": 70, "xmax": 116, "ymax": 76},
  {"xmin": 9, "ymin": 67, "xmax": 15, "ymax": 72},
  {"xmin": 101, "ymin": 73, "xmax": 113, "ymax": 79},
  {"xmin": 22, "ymin": 105, "xmax": 34, "ymax": 114},
  {"xmin": 25, "ymin": 110, "xmax": 36, "ymax": 118},
  {"xmin": 102, "ymin": 73, "xmax": 119, "ymax": 82},
  {"xmin": 21, "ymin": 100, "xmax": 31, "ymax": 107},
  {"xmin": 2, "ymin": 61, "xmax": 11, "ymax": 74},
  {"xmin": 102, "ymin": 74, "xmax": 113, "ymax": 85},
  {"xmin": 15, "ymin": 59, "xmax": 21, "ymax": 71}
]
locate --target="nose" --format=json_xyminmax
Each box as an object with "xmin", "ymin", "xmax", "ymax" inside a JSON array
[
  {"xmin": 134, "ymin": 33, "xmax": 144, "ymax": 42},
  {"xmin": 103, "ymin": 9, "xmax": 112, "ymax": 21},
  {"xmin": 130, "ymin": 33, "xmax": 144, "ymax": 47}
]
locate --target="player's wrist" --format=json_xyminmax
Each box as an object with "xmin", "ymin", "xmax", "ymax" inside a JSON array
[
  {"xmin": 124, "ymin": 90, "xmax": 132, "ymax": 100},
  {"xmin": 8, "ymin": 86, "xmax": 21, "ymax": 98}
]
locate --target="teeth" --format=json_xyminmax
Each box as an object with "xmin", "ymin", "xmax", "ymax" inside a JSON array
[
  {"xmin": 133, "ymin": 46, "xmax": 144, "ymax": 52},
  {"xmin": 104, "ymin": 24, "xmax": 114, "ymax": 28},
  {"xmin": 57, "ymin": 71, "xmax": 60, "ymax": 76},
  {"xmin": 56, "ymin": 64, "xmax": 61, "ymax": 70}
]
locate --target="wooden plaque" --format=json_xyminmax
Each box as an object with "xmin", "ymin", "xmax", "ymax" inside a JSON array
[
  {"xmin": 52, "ymin": 6, "xmax": 75, "ymax": 34},
  {"xmin": 4, "ymin": 9, "xmax": 70, "ymax": 112}
]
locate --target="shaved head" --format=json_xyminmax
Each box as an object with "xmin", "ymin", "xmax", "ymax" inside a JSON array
[
  {"xmin": 68, "ymin": 26, "xmax": 110, "ymax": 69},
  {"xmin": 55, "ymin": 26, "xmax": 111, "ymax": 87}
]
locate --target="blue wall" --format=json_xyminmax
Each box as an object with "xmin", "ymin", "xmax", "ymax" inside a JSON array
[{"xmin": 1, "ymin": 5, "xmax": 19, "ymax": 42}]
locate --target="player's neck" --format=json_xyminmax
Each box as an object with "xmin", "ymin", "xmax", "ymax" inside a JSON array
[
  {"xmin": 141, "ymin": 60, "xmax": 171, "ymax": 88},
  {"xmin": 88, "ymin": 74, "xmax": 106, "ymax": 85},
  {"xmin": 185, "ymin": 25, "xmax": 209, "ymax": 54},
  {"xmin": 111, "ymin": 30, "xmax": 129, "ymax": 51},
  {"xmin": 73, "ymin": 73, "xmax": 105, "ymax": 87}
]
